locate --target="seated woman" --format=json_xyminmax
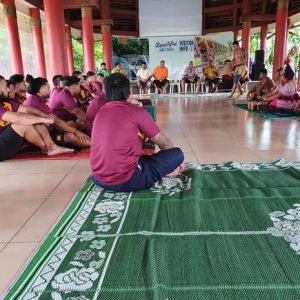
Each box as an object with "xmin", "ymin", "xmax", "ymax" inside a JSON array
[
  {"xmin": 91, "ymin": 73, "xmax": 184, "ymax": 192},
  {"xmin": 257, "ymin": 65, "xmax": 299, "ymax": 113},
  {"xmin": 25, "ymin": 77, "xmax": 90, "ymax": 148},
  {"xmin": 0, "ymin": 76, "xmax": 73, "ymax": 161}
]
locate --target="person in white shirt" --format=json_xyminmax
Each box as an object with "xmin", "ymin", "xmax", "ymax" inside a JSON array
[{"xmin": 137, "ymin": 63, "xmax": 152, "ymax": 94}]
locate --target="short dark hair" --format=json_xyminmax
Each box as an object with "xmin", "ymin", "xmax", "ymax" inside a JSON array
[
  {"xmin": 160, "ymin": 60, "xmax": 165, "ymax": 63},
  {"xmin": 260, "ymin": 68, "xmax": 268, "ymax": 75},
  {"xmin": 232, "ymin": 40, "xmax": 239, "ymax": 46},
  {"xmin": 25, "ymin": 74, "xmax": 34, "ymax": 84},
  {"xmin": 0, "ymin": 75, "xmax": 5, "ymax": 81},
  {"xmin": 225, "ymin": 59, "xmax": 231, "ymax": 63},
  {"xmin": 284, "ymin": 64, "xmax": 295, "ymax": 81},
  {"xmin": 53, "ymin": 75, "xmax": 63, "ymax": 86},
  {"xmin": 72, "ymin": 71, "xmax": 82, "ymax": 77},
  {"xmin": 61, "ymin": 76, "xmax": 81, "ymax": 87},
  {"xmin": 9, "ymin": 74, "xmax": 25, "ymax": 85},
  {"xmin": 27, "ymin": 77, "xmax": 48, "ymax": 95},
  {"xmin": 97, "ymin": 73, "xmax": 104, "ymax": 78},
  {"xmin": 105, "ymin": 73, "xmax": 130, "ymax": 101},
  {"xmin": 101, "ymin": 62, "xmax": 106, "ymax": 66},
  {"xmin": 86, "ymin": 71, "xmax": 95, "ymax": 77},
  {"xmin": 115, "ymin": 63, "xmax": 120, "ymax": 67},
  {"xmin": 6, "ymin": 80, "xmax": 14, "ymax": 87}
]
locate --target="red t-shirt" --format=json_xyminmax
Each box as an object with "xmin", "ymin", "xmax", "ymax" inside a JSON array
[
  {"xmin": 25, "ymin": 95, "xmax": 54, "ymax": 131},
  {"xmin": 86, "ymin": 93, "xmax": 107, "ymax": 136},
  {"xmin": 91, "ymin": 101, "xmax": 160, "ymax": 185},
  {"xmin": 49, "ymin": 89, "xmax": 79, "ymax": 121},
  {"xmin": 25, "ymin": 95, "xmax": 51, "ymax": 115},
  {"xmin": 0, "ymin": 100, "xmax": 20, "ymax": 135}
]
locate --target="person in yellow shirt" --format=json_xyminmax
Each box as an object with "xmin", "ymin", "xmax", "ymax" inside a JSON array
[
  {"xmin": 152, "ymin": 60, "xmax": 169, "ymax": 94},
  {"xmin": 111, "ymin": 63, "xmax": 129, "ymax": 77},
  {"xmin": 204, "ymin": 60, "xmax": 220, "ymax": 92}
]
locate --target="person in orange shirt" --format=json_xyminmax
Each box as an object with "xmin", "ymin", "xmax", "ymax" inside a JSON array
[{"xmin": 152, "ymin": 60, "xmax": 169, "ymax": 94}]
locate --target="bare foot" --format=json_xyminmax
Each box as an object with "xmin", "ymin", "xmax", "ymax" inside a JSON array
[
  {"xmin": 227, "ymin": 94, "xmax": 234, "ymax": 99},
  {"xmin": 167, "ymin": 166, "xmax": 181, "ymax": 177},
  {"xmin": 48, "ymin": 145, "xmax": 74, "ymax": 156}
]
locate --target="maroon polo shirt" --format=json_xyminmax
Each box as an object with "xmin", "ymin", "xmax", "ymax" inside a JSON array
[{"xmin": 91, "ymin": 101, "xmax": 160, "ymax": 185}]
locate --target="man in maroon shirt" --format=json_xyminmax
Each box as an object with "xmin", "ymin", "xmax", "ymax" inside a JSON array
[
  {"xmin": 9, "ymin": 74, "xmax": 27, "ymax": 103},
  {"xmin": 0, "ymin": 76, "xmax": 73, "ymax": 161},
  {"xmin": 49, "ymin": 76, "xmax": 86, "ymax": 129},
  {"xmin": 91, "ymin": 73, "xmax": 184, "ymax": 192}
]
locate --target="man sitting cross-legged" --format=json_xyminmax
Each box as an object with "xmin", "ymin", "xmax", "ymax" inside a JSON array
[
  {"xmin": 49, "ymin": 76, "xmax": 86, "ymax": 130},
  {"xmin": 247, "ymin": 68, "xmax": 274, "ymax": 110},
  {"xmin": 91, "ymin": 73, "xmax": 184, "ymax": 192},
  {"xmin": 25, "ymin": 76, "xmax": 91, "ymax": 148},
  {"xmin": 0, "ymin": 76, "xmax": 73, "ymax": 161}
]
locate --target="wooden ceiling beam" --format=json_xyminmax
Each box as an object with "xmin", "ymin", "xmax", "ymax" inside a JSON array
[
  {"xmin": 203, "ymin": 3, "xmax": 242, "ymax": 13},
  {"xmin": 63, "ymin": 0, "xmax": 99, "ymax": 9}
]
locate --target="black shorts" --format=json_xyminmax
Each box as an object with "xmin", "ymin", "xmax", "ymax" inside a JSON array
[
  {"xmin": 0, "ymin": 125, "xmax": 24, "ymax": 161},
  {"xmin": 182, "ymin": 77, "xmax": 199, "ymax": 84},
  {"xmin": 50, "ymin": 128, "xmax": 65, "ymax": 146}
]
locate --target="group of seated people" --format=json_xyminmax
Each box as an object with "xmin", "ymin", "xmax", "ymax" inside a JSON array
[
  {"xmin": 0, "ymin": 66, "xmax": 184, "ymax": 192},
  {"xmin": 135, "ymin": 59, "xmax": 243, "ymax": 95},
  {"xmin": 246, "ymin": 64, "xmax": 300, "ymax": 114}
]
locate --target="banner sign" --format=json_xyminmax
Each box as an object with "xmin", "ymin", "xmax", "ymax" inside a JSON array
[{"xmin": 149, "ymin": 33, "xmax": 233, "ymax": 80}]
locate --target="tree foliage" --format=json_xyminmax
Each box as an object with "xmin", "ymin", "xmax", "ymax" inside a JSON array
[
  {"xmin": 72, "ymin": 38, "xmax": 104, "ymax": 71},
  {"xmin": 112, "ymin": 37, "xmax": 149, "ymax": 56}
]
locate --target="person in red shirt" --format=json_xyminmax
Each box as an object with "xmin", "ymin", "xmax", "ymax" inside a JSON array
[
  {"xmin": 9, "ymin": 74, "xmax": 27, "ymax": 103},
  {"xmin": 25, "ymin": 77, "xmax": 90, "ymax": 148},
  {"xmin": 49, "ymin": 76, "xmax": 86, "ymax": 130},
  {"xmin": 91, "ymin": 73, "xmax": 184, "ymax": 192},
  {"xmin": 50, "ymin": 75, "xmax": 63, "ymax": 102},
  {"xmin": 86, "ymin": 71, "xmax": 102, "ymax": 97},
  {"xmin": 0, "ymin": 75, "xmax": 73, "ymax": 161}
]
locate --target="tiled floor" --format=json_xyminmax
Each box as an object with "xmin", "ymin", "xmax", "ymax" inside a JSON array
[{"xmin": 1, "ymin": 94, "xmax": 300, "ymax": 295}]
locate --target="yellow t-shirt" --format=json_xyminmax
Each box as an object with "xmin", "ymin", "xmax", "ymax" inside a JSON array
[
  {"xmin": 204, "ymin": 66, "xmax": 218, "ymax": 79},
  {"xmin": 152, "ymin": 66, "xmax": 168, "ymax": 81}
]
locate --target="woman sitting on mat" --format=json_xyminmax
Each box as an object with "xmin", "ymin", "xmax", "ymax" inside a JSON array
[
  {"xmin": 255, "ymin": 65, "xmax": 299, "ymax": 113},
  {"xmin": 91, "ymin": 73, "xmax": 184, "ymax": 192},
  {"xmin": 25, "ymin": 77, "xmax": 91, "ymax": 148}
]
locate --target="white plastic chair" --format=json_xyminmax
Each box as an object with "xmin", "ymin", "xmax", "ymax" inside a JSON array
[
  {"xmin": 170, "ymin": 80, "xmax": 181, "ymax": 94},
  {"xmin": 185, "ymin": 83, "xmax": 196, "ymax": 94}
]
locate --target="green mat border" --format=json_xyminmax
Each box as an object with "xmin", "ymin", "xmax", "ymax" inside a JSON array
[
  {"xmin": 233, "ymin": 103, "xmax": 300, "ymax": 120},
  {"xmin": 2, "ymin": 177, "xmax": 95, "ymax": 299},
  {"xmin": 3, "ymin": 159, "xmax": 300, "ymax": 299}
]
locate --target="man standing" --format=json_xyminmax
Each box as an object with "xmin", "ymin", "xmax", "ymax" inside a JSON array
[
  {"xmin": 91, "ymin": 73, "xmax": 184, "ymax": 192},
  {"xmin": 152, "ymin": 60, "xmax": 169, "ymax": 94},
  {"xmin": 204, "ymin": 60, "xmax": 220, "ymax": 92},
  {"xmin": 137, "ymin": 62, "xmax": 152, "ymax": 94},
  {"xmin": 181, "ymin": 61, "xmax": 201, "ymax": 93},
  {"xmin": 228, "ymin": 40, "xmax": 247, "ymax": 98}
]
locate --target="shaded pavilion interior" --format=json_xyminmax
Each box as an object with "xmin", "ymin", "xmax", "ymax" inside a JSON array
[
  {"xmin": 1, "ymin": 0, "xmax": 300, "ymax": 298},
  {"xmin": 1, "ymin": 0, "xmax": 300, "ymax": 81}
]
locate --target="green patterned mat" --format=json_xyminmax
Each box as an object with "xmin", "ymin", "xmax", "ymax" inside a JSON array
[
  {"xmin": 233, "ymin": 103, "xmax": 300, "ymax": 119},
  {"xmin": 3, "ymin": 159, "xmax": 300, "ymax": 299}
]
